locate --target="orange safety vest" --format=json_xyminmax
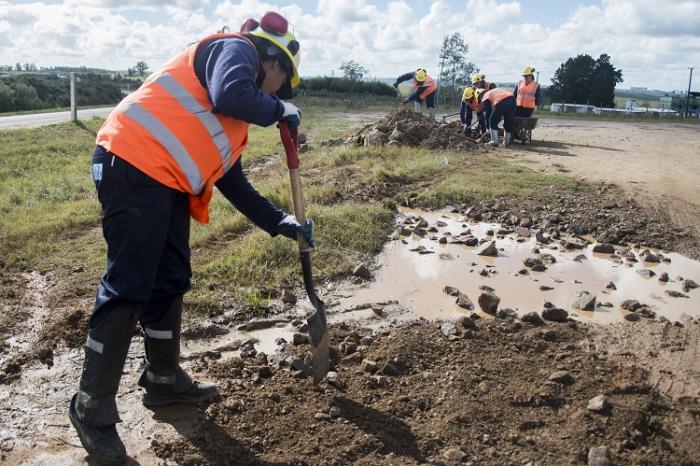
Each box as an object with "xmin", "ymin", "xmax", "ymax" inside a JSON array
[
  {"xmin": 516, "ymin": 79, "xmax": 539, "ymax": 109},
  {"xmin": 464, "ymin": 96, "xmax": 482, "ymax": 113},
  {"xmin": 96, "ymin": 33, "xmax": 253, "ymax": 224},
  {"xmin": 483, "ymin": 87, "xmax": 513, "ymax": 106},
  {"xmin": 413, "ymin": 74, "xmax": 437, "ymax": 99}
]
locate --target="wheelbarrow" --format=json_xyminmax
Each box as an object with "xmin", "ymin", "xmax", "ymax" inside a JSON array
[{"xmin": 513, "ymin": 117, "xmax": 538, "ymax": 144}]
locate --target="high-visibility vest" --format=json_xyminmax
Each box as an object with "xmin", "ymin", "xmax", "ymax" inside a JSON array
[
  {"xmin": 464, "ymin": 96, "xmax": 482, "ymax": 113},
  {"xmin": 483, "ymin": 88, "xmax": 513, "ymax": 106},
  {"xmin": 516, "ymin": 79, "xmax": 539, "ymax": 109},
  {"xmin": 413, "ymin": 74, "xmax": 437, "ymax": 99},
  {"xmin": 96, "ymin": 33, "xmax": 253, "ymax": 224}
]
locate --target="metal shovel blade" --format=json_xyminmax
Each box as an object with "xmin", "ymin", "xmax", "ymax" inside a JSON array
[{"xmin": 300, "ymin": 251, "xmax": 329, "ymax": 383}]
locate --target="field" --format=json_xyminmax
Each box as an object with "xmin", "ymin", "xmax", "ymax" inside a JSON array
[{"xmin": 1, "ymin": 99, "xmax": 699, "ymax": 465}]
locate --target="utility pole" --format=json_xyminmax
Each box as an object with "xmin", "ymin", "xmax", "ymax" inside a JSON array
[
  {"xmin": 684, "ymin": 67, "xmax": 693, "ymax": 118},
  {"xmin": 536, "ymin": 71, "xmax": 540, "ymax": 83},
  {"xmin": 70, "ymin": 72, "xmax": 77, "ymax": 122}
]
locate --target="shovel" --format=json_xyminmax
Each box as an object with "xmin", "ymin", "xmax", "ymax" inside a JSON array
[{"xmin": 278, "ymin": 122, "xmax": 329, "ymax": 384}]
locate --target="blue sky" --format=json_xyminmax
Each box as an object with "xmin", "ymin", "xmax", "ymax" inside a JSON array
[{"xmin": 1, "ymin": 0, "xmax": 698, "ymax": 91}]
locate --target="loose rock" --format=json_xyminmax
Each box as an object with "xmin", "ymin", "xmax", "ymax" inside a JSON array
[
  {"xmin": 478, "ymin": 292, "xmax": 500, "ymax": 315},
  {"xmin": 352, "ymin": 264, "xmax": 372, "ymax": 280},
  {"xmin": 521, "ymin": 312, "xmax": 545, "ymax": 326},
  {"xmin": 542, "ymin": 307, "xmax": 568, "ymax": 322},
  {"xmin": 587, "ymin": 394, "xmax": 609, "ymax": 412},
  {"xmin": 476, "ymin": 241, "xmax": 499, "ymax": 257},
  {"xmin": 588, "ymin": 446, "xmax": 611, "ymax": 466},
  {"xmin": 572, "ymin": 291, "xmax": 596, "ymax": 311},
  {"xmin": 548, "ymin": 370, "xmax": 574, "ymax": 385}
]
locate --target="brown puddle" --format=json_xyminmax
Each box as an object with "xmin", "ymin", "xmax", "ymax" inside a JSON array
[
  {"xmin": 182, "ymin": 209, "xmax": 700, "ymax": 358},
  {"xmin": 336, "ymin": 208, "xmax": 700, "ymax": 324}
]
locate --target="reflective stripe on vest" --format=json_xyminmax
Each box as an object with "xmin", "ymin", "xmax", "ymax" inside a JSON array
[
  {"xmin": 121, "ymin": 101, "xmax": 205, "ymax": 193},
  {"xmin": 484, "ymin": 88, "xmax": 513, "ymax": 106},
  {"xmin": 154, "ymin": 73, "xmax": 233, "ymax": 174},
  {"xmin": 516, "ymin": 80, "xmax": 538, "ymax": 109},
  {"xmin": 413, "ymin": 75, "xmax": 437, "ymax": 99}
]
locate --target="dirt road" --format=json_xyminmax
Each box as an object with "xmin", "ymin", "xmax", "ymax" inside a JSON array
[{"xmin": 514, "ymin": 118, "xmax": 700, "ymax": 238}]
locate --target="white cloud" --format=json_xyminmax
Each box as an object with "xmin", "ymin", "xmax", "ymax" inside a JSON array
[{"xmin": 0, "ymin": 0, "xmax": 698, "ymax": 90}]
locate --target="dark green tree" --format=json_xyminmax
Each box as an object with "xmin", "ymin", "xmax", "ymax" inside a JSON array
[
  {"xmin": 134, "ymin": 61, "xmax": 149, "ymax": 76},
  {"xmin": 590, "ymin": 54, "xmax": 623, "ymax": 107},
  {"xmin": 0, "ymin": 82, "xmax": 16, "ymax": 112},
  {"xmin": 550, "ymin": 54, "xmax": 622, "ymax": 107},
  {"xmin": 339, "ymin": 60, "xmax": 368, "ymax": 81}
]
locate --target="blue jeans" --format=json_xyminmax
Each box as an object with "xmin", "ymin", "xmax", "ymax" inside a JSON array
[{"xmin": 90, "ymin": 146, "xmax": 191, "ymax": 328}]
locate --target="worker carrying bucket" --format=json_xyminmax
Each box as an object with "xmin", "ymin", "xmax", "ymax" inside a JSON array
[
  {"xmin": 68, "ymin": 11, "xmax": 313, "ymax": 465},
  {"xmin": 394, "ymin": 68, "xmax": 438, "ymax": 122}
]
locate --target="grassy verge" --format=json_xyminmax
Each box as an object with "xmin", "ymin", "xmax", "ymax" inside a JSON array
[{"xmin": 0, "ymin": 101, "xmax": 588, "ymax": 343}]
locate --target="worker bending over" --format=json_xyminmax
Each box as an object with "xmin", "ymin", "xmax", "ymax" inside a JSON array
[
  {"xmin": 460, "ymin": 87, "xmax": 486, "ymax": 137},
  {"xmin": 477, "ymin": 87, "xmax": 516, "ymax": 147},
  {"xmin": 394, "ymin": 68, "xmax": 437, "ymax": 122},
  {"xmin": 68, "ymin": 11, "xmax": 312, "ymax": 465},
  {"xmin": 514, "ymin": 66, "xmax": 540, "ymax": 117}
]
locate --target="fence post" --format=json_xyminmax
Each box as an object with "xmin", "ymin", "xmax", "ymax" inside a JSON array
[{"xmin": 70, "ymin": 72, "xmax": 77, "ymax": 122}]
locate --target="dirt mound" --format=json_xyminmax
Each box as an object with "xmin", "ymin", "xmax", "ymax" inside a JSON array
[
  {"xmin": 152, "ymin": 319, "xmax": 700, "ymax": 465},
  {"xmin": 353, "ymin": 108, "xmax": 478, "ymax": 151}
]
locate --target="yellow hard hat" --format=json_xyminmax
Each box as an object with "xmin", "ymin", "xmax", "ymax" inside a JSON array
[
  {"xmin": 248, "ymin": 18, "xmax": 301, "ymax": 88},
  {"xmin": 463, "ymin": 87, "xmax": 474, "ymax": 100},
  {"xmin": 415, "ymin": 69, "xmax": 427, "ymax": 82},
  {"xmin": 471, "ymin": 73, "xmax": 485, "ymax": 84},
  {"xmin": 475, "ymin": 88, "xmax": 486, "ymax": 100},
  {"xmin": 522, "ymin": 66, "xmax": 534, "ymax": 76}
]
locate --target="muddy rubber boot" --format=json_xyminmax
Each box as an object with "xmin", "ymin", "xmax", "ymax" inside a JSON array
[
  {"xmin": 488, "ymin": 128, "xmax": 500, "ymax": 146},
  {"xmin": 139, "ymin": 296, "xmax": 218, "ymax": 407},
  {"xmin": 428, "ymin": 107, "xmax": 436, "ymax": 122},
  {"xmin": 414, "ymin": 101, "xmax": 422, "ymax": 114},
  {"xmin": 503, "ymin": 131, "xmax": 512, "ymax": 147},
  {"xmin": 69, "ymin": 305, "xmax": 140, "ymax": 466}
]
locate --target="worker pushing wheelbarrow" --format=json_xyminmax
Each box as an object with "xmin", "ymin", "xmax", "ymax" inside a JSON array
[{"xmin": 512, "ymin": 66, "xmax": 540, "ymax": 144}]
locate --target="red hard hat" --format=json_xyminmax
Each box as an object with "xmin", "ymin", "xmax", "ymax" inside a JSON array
[{"xmin": 260, "ymin": 11, "xmax": 288, "ymax": 35}]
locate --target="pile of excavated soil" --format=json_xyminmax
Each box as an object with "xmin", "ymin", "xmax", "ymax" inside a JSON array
[
  {"xmin": 152, "ymin": 318, "xmax": 700, "ymax": 466},
  {"xmin": 351, "ymin": 108, "xmax": 479, "ymax": 151}
]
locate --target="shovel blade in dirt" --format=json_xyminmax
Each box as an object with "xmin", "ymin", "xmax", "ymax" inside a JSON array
[{"xmin": 279, "ymin": 122, "xmax": 329, "ymax": 384}]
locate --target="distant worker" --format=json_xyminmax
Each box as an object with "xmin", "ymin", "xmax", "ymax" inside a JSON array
[
  {"xmin": 459, "ymin": 87, "xmax": 486, "ymax": 137},
  {"xmin": 394, "ymin": 68, "xmax": 437, "ymax": 122},
  {"xmin": 514, "ymin": 66, "xmax": 540, "ymax": 117},
  {"xmin": 477, "ymin": 86, "xmax": 516, "ymax": 147},
  {"xmin": 472, "ymin": 73, "xmax": 496, "ymax": 91}
]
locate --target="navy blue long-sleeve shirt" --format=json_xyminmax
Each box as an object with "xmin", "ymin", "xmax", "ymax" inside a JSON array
[
  {"xmin": 194, "ymin": 36, "xmax": 285, "ymax": 126},
  {"xmin": 214, "ymin": 158, "xmax": 286, "ymax": 235},
  {"xmin": 193, "ymin": 36, "xmax": 288, "ymax": 233},
  {"xmin": 396, "ymin": 71, "xmax": 430, "ymax": 102}
]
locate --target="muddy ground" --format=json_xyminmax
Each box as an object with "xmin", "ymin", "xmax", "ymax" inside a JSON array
[{"xmin": 1, "ymin": 112, "xmax": 700, "ymax": 465}]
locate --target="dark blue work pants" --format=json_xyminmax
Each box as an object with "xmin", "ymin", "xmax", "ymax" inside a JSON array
[
  {"xmin": 90, "ymin": 146, "xmax": 191, "ymax": 329},
  {"xmin": 490, "ymin": 95, "xmax": 516, "ymax": 133},
  {"xmin": 515, "ymin": 106, "xmax": 534, "ymax": 117}
]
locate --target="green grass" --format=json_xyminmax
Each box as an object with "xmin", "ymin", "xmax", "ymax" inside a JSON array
[{"xmin": 0, "ymin": 99, "xmax": 597, "ymax": 342}]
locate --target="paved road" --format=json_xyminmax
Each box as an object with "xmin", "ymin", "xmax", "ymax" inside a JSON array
[{"xmin": 0, "ymin": 106, "xmax": 114, "ymax": 129}]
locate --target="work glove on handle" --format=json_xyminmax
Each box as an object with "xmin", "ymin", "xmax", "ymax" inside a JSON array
[
  {"xmin": 276, "ymin": 214, "xmax": 314, "ymax": 248},
  {"xmin": 281, "ymin": 101, "xmax": 302, "ymax": 128},
  {"xmin": 402, "ymin": 97, "xmax": 410, "ymax": 105}
]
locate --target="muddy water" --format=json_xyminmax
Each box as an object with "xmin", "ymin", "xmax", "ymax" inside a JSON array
[
  {"xmin": 183, "ymin": 208, "xmax": 700, "ymax": 358},
  {"xmin": 338, "ymin": 208, "xmax": 700, "ymax": 324}
]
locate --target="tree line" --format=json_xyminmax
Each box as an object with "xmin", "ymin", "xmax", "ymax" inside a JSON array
[{"xmin": 0, "ymin": 73, "xmax": 138, "ymax": 113}]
